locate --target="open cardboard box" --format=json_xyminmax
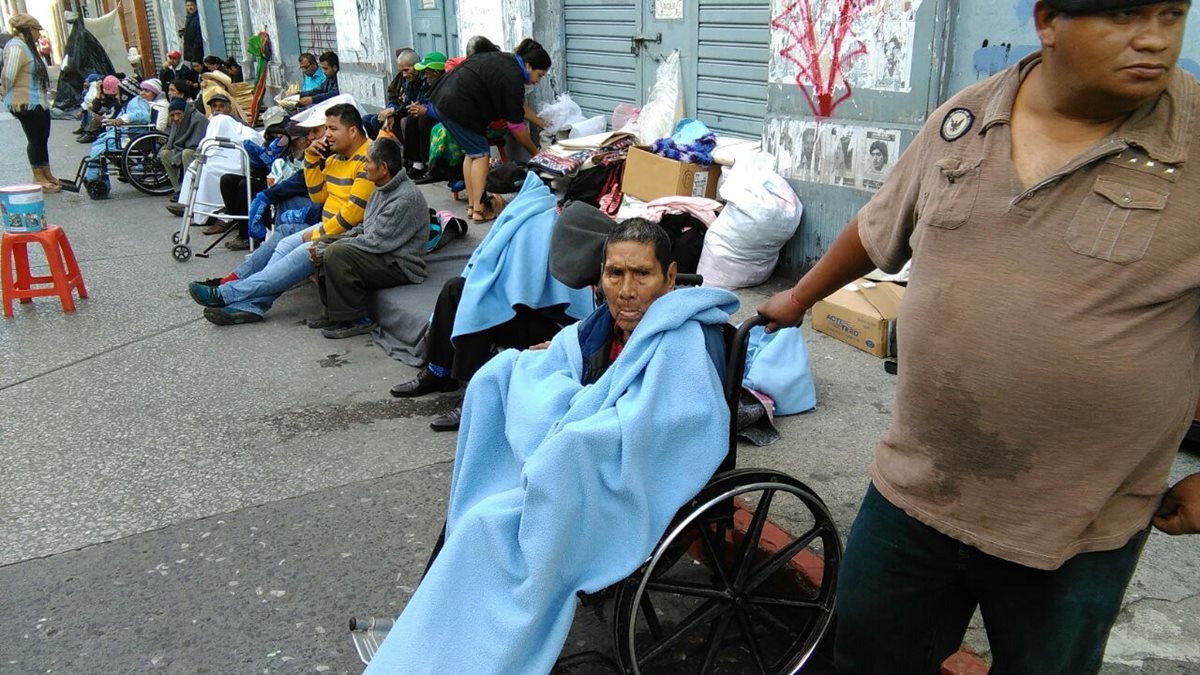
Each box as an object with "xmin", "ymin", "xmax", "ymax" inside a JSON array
[
  {"xmin": 811, "ymin": 279, "xmax": 905, "ymax": 358},
  {"xmin": 622, "ymin": 146, "xmax": 721, "ymax": 202}
]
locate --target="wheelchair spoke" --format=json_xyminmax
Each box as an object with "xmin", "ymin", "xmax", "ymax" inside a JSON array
[
  {"xmin": 639, "ymin": 591, "xmax": 664, "ymax": 641},
  {"xmin": 732, "ymin": 489, "xmax": 775, "ymax": 589},
  {"xmin": 747, "ymin": 600, "xmax": 808, "ymax": 639},
  {"xmin": 732, "ymin": 607, "xmax": 769, "ymax": 675},
  {"xmin": 636, "ymin": 598, "xmax": 727, "ymax": 664},
  {"xmin": 697, "ymin": 609, "xmax": 735, "ymax": 675},
  {"xmin": 745, "ymin": 595, "xmax": 825, "ymax": 610},
  {"xmin": 645, "ymin": 580, "xmax": 731, "ymax": 601},
  {"xmin": 744, "ymin": 524, "xmax": 826, "ymax": 595},
  {"xmin": 698, "ymin": 522, "xmax": 734, "ymax": 591}
]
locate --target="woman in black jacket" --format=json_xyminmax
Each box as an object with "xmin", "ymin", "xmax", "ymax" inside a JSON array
[{"xmin": 428, "ymin": 38, "xmax": 550, "ymax": 223}]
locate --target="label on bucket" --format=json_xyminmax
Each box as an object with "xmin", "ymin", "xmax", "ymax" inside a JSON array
[{"xmin": 1, "ymin": 184, "xmax": 46, "ymax": 233}]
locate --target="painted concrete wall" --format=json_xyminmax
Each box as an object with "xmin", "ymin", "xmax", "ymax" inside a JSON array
[{"xmin": 333, "ymin": 0, "xmax": 394, "ymax": 108}]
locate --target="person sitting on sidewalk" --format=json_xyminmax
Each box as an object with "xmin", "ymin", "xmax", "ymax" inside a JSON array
[
  {"xmin": 306, "ymin": 136, "xmax": 430, "ymax": 338},
  {"xmin": 213, "ymin": 112, "xmax": 299, "ymax": 250},
  {"xmin": 78, "ymin": 78, "xmax": 162, "ymax": 185},
  {"xmin": 298, "ymin": 51, "xmax": 340, "ymax": 108},
  {"xmin": 159, "ymin": 97, "xmax": 208, "ymax": 202},
  {"xmin": 389, "ymin": 186, "xmax": 597, "ymax": 432},
  {"xmin": 186, "ymin": 103, "xmax": 374, "ymax": 325}
]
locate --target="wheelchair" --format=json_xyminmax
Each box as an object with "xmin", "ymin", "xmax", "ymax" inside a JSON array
[
  {"xmin": 63, "ymin": 124, "xmax": 173, "ymax": 198},
  {"xmin": 354, "ymin": 311, "xmax": 842, "ymax": 675}
]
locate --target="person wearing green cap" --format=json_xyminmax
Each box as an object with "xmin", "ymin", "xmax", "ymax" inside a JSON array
[
  {"xmin": 396, "ymin": 51, "xmax": 446, "ymax": 178},
  {"xmin": 758, "ymin": 2, "xmax": 1199, "ymax": 672}
]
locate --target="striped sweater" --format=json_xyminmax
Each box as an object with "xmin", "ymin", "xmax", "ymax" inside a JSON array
[
  {"xmin": 304, "ymin": 139, "xmax": 374, "ymax": 240},
  {"xmin": 2, "ymin": 37, "xmax": 48, "ymax": 112}
]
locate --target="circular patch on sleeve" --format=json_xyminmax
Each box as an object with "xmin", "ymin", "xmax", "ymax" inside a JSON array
[{"xmin": 940, "ymin": 108, "xmax": 975, "ymax": 142}]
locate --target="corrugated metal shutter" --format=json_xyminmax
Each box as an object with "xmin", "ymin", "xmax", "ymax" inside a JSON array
[
  {"xmin": 563, "ymin": 0, "xmax": 640, "ymax": 121},
  {"xmin": 145, "ymin": 0, "xmax": 163, "ymax": 65},
  {"xmin": 696, "ymin": 0, "xmax": 770, "ymax": 138},
  {"xmin": 218, "ymin": 0, "xmax": 242, "ymax": 59},
  {"xmin": 296, "ymin": 0, "xmax": 337, "ymax": 55}
]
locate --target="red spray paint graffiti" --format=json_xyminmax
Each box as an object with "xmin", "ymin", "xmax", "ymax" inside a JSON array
[{"xmin": 771, "ymin": 0, "xmax": 877, "ymax": 117}]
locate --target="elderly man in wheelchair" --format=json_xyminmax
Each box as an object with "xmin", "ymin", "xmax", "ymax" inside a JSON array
[
  {"xmin": 363, "ymin": 216, "xmax": 839, "ymax": 674},
  {"xmin": 63, "ymin": 78, "xmax": 171, "ymax": 199}
]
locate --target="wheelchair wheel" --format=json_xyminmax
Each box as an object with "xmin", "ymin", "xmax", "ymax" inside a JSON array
[
  {"xmin": 123, "ymin": 133, "xmax": 174, "ymax": 196},
  {"xmin": 172, "ymin": 244, "xmax": 192, "ymax": 262},
  {"xmin": 613, "ymin": 470, "xmax": 841, "ymax": 675}
]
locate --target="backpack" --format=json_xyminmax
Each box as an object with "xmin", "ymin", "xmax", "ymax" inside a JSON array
[{"xmin": 426, "ymin": 208, "xmax": 468, "ymax": 253}]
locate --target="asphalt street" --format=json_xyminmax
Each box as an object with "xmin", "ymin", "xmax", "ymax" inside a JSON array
[{"xmin": 0, "ymin": 114, "xmax": 1197, "ymax": 674}]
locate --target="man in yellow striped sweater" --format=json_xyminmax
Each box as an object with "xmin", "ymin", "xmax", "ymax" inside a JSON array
[{"xmin": 187, "ymin": 104, "xmax": 376, "ymax": 325}]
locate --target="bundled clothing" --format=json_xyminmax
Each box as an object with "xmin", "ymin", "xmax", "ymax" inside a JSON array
[
  {"xmin": 365, "ymin": 288, "xmax": 737, "ymax": 674},
  {"xmin": 303, "ymin": 138, "xmax": 374, "ymax": 240},
  {"xmin": 651, "ymin": 132, "xmax": 718, "ymax": 166}
]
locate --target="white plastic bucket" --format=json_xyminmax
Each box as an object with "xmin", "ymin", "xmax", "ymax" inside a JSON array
[{"xmin": 0, "ymin": 185, "xmax": 45, "ymax": 233}]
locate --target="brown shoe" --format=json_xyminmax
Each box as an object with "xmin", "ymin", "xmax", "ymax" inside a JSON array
[
  {"xmin": 224, "ymin": 236, "xmax": 250, "ymax": 251},
  {"xmin": 202, "ymin": 221, "xmax": 229, "ymax": 235},
  {"xmin": 430, "ymin": 404, "xmax": 462, "ymax": 432}
]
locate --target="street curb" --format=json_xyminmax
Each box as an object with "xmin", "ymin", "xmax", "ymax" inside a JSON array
[{"xmin": 729, "ymin": 499, "xmax": 992, "ymax": 674}]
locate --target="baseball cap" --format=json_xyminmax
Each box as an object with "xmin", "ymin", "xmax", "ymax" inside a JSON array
[
  {"xmin": 168, "ymin": 50, "xmax": 182, "ymax": 60},
  {"xmin": 414, "ymin": 51, "xmax": 447, "ymax": 71}
]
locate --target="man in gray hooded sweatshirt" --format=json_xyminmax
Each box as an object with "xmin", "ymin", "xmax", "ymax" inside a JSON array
[
  {"xmin": 313, "ymin": 136, "xmax": 430, "ymax": 338},
  {"xmin": 159, "ymin": 97, "xmax": 208, "ymax": 196}
]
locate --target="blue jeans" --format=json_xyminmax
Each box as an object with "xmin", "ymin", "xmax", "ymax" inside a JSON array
[
  {"xmin": 83, "ymin": 130, "xmax": 122, "ymax": 180},
  {"xmin": 223, "ymin": 224, "xmax": 318, "ymax": 316},
  {"xmin": 833, "ymin": 483, "xmax": 1147, "ymax": 675}
]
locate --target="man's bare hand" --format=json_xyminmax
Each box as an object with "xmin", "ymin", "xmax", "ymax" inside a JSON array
[
  {"xmin": 757, "ymin": 288, "xmax": 808, "ymax": 333},
  {"xmin": 299, "ymin": 96, "xmax": 313, "ymax": 106},
  {"xmin": 378, "ymin": 108, "xmax": 395, "ymax": 120},
  {"xmin": 307, "ymin": 244, "xmax": 322, "ymax": 266},
  {"xmin": 1154, "ymin": 473, "xmax": 1200, "ymax": 535},
  {"xmin": 528, "ymin": 341, "xmax": 551, "ymax": 351}
]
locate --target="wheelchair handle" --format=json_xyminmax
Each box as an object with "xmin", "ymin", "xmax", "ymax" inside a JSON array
[{"xmin": 724, "ymin": 313, "xmax": 770, "ymax": 412}]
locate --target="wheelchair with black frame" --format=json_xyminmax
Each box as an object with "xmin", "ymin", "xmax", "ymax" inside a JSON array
[
  {"xmin": 61, "ymin": 122, "xmax": 173, "ymax": 199},
  {"xmin": 351, "ymin": 256, "xmax": 843, "ymax": 674}
]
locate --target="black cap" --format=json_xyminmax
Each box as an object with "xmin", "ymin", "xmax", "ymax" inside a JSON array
[
  {"xmin": 1044, "ymin": 0, "xmax": 1190, "ymax": 13},
  {"xmin": 550, "ymin": 201, "xmax": 618, "ymax": 289}
]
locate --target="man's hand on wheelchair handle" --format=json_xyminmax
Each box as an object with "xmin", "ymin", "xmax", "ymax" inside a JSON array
[
  {"xmin": 1153, "ymin": 472, "xmax": 1200, "ymax": 535},
  {"xmin": 757, "ymin": 288, "xmax": 809, "ymax": 334}
]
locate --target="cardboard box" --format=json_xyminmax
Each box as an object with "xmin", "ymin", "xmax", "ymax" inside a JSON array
[
  {"xmin": 622, "ymin": 146, "xmax": 721, "ymax": 202},
  {"xmin": 811, "ymin": 280, "xmax": 905, "ymax": 357}
]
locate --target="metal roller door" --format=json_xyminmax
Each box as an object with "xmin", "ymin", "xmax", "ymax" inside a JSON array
[
  {"xmin": 218, "ymin": 0, "xmax": 242, "ymax": 59},
  {"xmin": 695, "ymin": 0, "xmax": 770, "ymax": 138},
  {"xmin": 295, "ymin": 0, "xmax": 337, "ymax": 55},
  {"xmin": 563, "ymin": 0, "xmax": 641, "ymax": 122}
]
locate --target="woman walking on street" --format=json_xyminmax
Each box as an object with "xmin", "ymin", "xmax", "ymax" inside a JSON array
[{"xmin": 3, "ymin": 13, "xmax": 62, "ymax": 193}]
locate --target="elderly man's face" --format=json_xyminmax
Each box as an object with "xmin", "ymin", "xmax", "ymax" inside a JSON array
[
  {"xmin": 169, "ymin": 110, "xmax": 184, "ymax": 125},
  {"xmin": 306, "ymin": 125, "xmax": 327, "ymax": 143},
  {"xmin": 1039, "ymin": 2, "xmax": 1188, "ymax": 103},
  {"xmin": 209, "ymin": 100, "xmax": 230, "ymax": 116},
  {"xmin": 399, "ymin": 60, "xmax": 416, "ymax": 80},
  {"xmin": 602, "ymin": 240, "xmax": 676, "ymax": 338}
]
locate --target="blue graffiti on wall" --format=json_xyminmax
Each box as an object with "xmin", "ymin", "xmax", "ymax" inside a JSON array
[{"xmin": 974, "ymin": 40, "xmax": 1038, "ymax": 78}]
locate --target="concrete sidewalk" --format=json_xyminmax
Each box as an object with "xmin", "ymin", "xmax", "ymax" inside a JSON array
[{"xmin": 1, "ymin": 115, "xmax": 1197, "ymax": 674}]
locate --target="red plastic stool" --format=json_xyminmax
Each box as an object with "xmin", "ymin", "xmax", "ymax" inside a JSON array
[{"xmin": 2, "ymin": 225, "xmax": 88, "ymax": 318}]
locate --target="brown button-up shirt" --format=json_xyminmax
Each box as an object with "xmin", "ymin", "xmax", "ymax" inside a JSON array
[{"xmin": 857, "ymin": 53, "xmax": 1200, "ymax": 570}]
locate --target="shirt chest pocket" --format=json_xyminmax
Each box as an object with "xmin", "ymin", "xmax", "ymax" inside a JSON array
[
  {"xmin": 1065, "ymin": 176, "xmax": 1168, "ymax": 264},
  {"xmin": 920, "ymin": 157, "xmax": 983, "ymax": 230}
]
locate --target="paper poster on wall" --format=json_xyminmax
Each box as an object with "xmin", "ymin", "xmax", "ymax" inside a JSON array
[
  {"xmin": 333, "ymin": 0, "xmax": 361, "ymax": 47},
  {"xmin": 769, "ymin": 0, "xmax": 921, "ymax": 94},
  {"xmin": 859, "ymin": 129, "xmax": 900, "ymax": 192},
  {"xmin": 763, "ymin": 118, "xmax": 822, "ymax": 183},
  {"xmin": 655, "ymin": 0, "xmax": 684, "ymax": 20},
  {"xmin": 764, "ymin": 118, "xmax": 903, "ymax": 193}
]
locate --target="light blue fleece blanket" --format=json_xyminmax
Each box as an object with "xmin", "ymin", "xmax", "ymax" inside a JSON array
[
  {"xmin": 366, "ymin": 287, "xmax": 738, "ymax": 675},
  {"xmin": 451, "ymin": 172, "xmax": 595, "ymax": 340}
]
